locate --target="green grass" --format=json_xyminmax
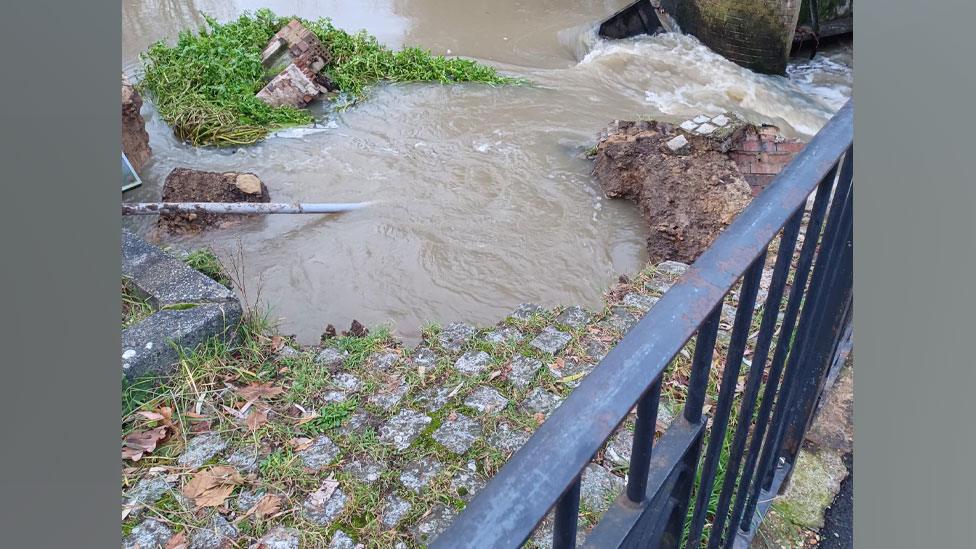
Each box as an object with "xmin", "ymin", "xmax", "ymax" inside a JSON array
[
  {"xmin": 122, "ymin": 278, "xmax": 153, "ymax": 329},
  {"xmin": 138, "ymin": 8, "xmax": 518, "ymax": 146},
  {"xmin": 183, "ymin": 247, "xmax": 232, "ymax": 287}
]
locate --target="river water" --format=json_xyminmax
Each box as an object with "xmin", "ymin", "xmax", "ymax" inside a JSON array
[{"xmin": 123, "ymin": 0, "xmax": 853, "ymax": 345}]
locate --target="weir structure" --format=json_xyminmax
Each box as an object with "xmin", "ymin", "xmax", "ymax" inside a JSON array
[
  {"xmin": 600, "ymin": 0, "xmax": 852, "ymax": 74},
  {"xmin": 432, "ymin": 101, "xmax": 854, "ymax": 548}
]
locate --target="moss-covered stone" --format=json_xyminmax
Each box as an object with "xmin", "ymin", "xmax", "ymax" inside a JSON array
[{"xmin": 771, "ymin": 448, "xmax": 848, "ymax": 529}]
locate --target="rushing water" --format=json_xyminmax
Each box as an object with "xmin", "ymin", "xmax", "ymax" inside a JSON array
[{"xmin": 122, "ymin": 0, "xmax": 853, "ymax": 345}]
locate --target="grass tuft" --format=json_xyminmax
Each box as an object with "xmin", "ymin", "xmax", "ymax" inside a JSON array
[{"xmin": 139, "ymin": 8, "xmax": 518, "ymax": 146}]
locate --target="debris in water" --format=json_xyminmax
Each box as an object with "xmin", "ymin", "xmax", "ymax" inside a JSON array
[{"xmin": 157, "ymin": 168, "xmax": 270, "ymax": 234}]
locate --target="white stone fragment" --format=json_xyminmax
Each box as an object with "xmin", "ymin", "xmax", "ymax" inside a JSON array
[
  {"xmin": 712, "ymin": 114, "xmax": 731, "ymax": 127},
  {"xmin": 666, "ymin": 134, "xmax": 689, "ymax": 152},
  {"xmin": 680, "ymin": 120, "xmax": 699, "ymax": 132},
  {"xmin": 695, "ymin": 123, "xmax": 717, "ymax": 135}
]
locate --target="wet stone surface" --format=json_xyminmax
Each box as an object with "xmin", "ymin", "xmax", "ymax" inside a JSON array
[
  {"xmin": 507, "ymin": 355, "xmax": 543, "ymax": 389},
  {"xmin": 556, "ymin": 305, "xmax": 592, "ymax": 329},
  {"xmin": 190, "ymin": 515, "xmax": 238, "ymax": 549},
  {"xmin": 370, "ymin": 351, "xmax": 400, "ymax": 371},
  {"xmin": 454, "ymin": 350, "xmax": 492, "ymax": 375},
  {"xmin": 432, "ymin": 413, "xmax": 482, "ymax": 454},
  {"xmin": 399, "ymin": 459, "xmax": 444, "ymax": 493},
  {"xmin": 622, "ymin": 292, "xmax": 659, "ymax": 313},
  {"xmin": 379, "ymin": 409, "xmax": 432, "ymax": 450},
  {"xmin": 463, "ymin": 386, "xmax": 510, "ymax": 414},
  {"xmin": 581, "ymin": 463, "xmax": 625, "ymax": 513},
  {"xmin": 522, "ymin": 387, "xmax": 563, "ymax": 417},
  {"xmin": 411, "ymin": 503, "xmax": 458, "ymax": 544},
  {"xmin": 303, "ymin": 487, "xmax": 348, "ymax": 525},
  {"xmin": 380, "ymin": 493, "xmax": 413, "ymax": 528},
  {"xmin": 343, "ymin": 458, "xmax": 385, "ymax": 485},
  {"xmin": 178, "ymin": 433, "xmax": 227, "ymax": 468},
  {"xmin": 367, "ymin": 380, "xmax": 409, "ymax": 410},
  {"xmin": 449, "ymin": 462, "xmax": 487, "ymax": 502},
  {"xmin": 602, "ymin": 306, "xmax": 638, "ymax": 333},
  {"xmin": 530, "ymin": 326, "xmax": 572, "ymax": 354},
  {"xmin": 329, "ymin": 530, "xmax": 356, "ymax": 549},
  {"xmin": 123, "ymin": 476, "xmax": 174, "ymax": 517},
  {"xmin": 510, "ymin": 302, "xmax": 544, "ymax": 320},
  {"xmin": 315, "ymin": 347, "xmax": 348, "ymax": 368},
  {"xmin": 415, "ymin": 386, "xmax": 452, "ymax": 412},
  {"xmin": 124, "ymin": 518, "xmax": 172, "ymax": 549},
  {"xmin": 438, "ymin": 322, "xmax": 476, "ymax": 352},
  {"xmin": 298, "ymin": 436, "xmax": 340, "ymax": 470},
  {"xmin": 411, "ymin": 348, "xmax": 438, "ymax": 370},
  {"xmin": 249, "ymin": 527, "xmax": 299, "ymax": 549},
  {"xmin": 488, "ymin": 421, "xmax": 531, "ymax": 454},
  {"xmin": 486, "ymin": 325, "xmax": 524, "ymax": 344}
]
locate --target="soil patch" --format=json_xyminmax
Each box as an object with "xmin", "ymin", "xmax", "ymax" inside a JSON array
[{"xmin": 158, "ymin": 168, "xmax": 270, "ymax": 234}]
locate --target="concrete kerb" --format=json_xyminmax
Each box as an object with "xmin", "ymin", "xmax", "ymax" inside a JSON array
[{"xmin": 122, "ymin": 230, "xmax": 242, "ymax": 381}]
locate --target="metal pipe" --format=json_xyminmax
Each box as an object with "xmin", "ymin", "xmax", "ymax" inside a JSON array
[{"xmin": 121, "ymin": 202, "xmax": 372, "ymax": 215}]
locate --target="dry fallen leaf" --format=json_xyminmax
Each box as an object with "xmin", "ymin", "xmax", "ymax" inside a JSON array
[
  {"xmin": 552, "ymin": 357, "xmax": 565, "ymax": 371},
  {"xmin": 308, "ymin": 479, "xmax": 340, "ymax": 507},
  {"xmin": 295, "ymin": 412, "xmax": 320, "ymax": 426},
  {"xmin": 182, "ymin": 466, "xmax": 244, "ymax": 508},
  {"xmin": 288, "ymin": 437, "xmax": 314, "ymax": 452},
  {"xmin": 246, "ymin": 408, "xmax": 269, "ymax": 432},
  {"xmin": 122, "ymin": 426, "xmax": 168, "ymax": 462},
  {"xmin": 270, "ymin": 335, "xmax": 284, "ymax": 352},
  {"xmin": 533, "ymin": 412, "xmax": 545, "ymax": 425},
  {"xmin": 164, "ymin": 531, "xmax": 188, "ymax": 549},
  {"xmin": 248, "ymin": 494, "xmax": 284, "ymax": 521},
  {"xmin": 136, "ymin": 411, "xmax": 166, "ymax": 422},
  {"xmin": 237, "ymin": 382, "xmax": 285, "ymax": 401}
]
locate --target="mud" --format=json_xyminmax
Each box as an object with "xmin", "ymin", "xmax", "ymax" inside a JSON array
[
  {"xmin": 122, "ymin": 75, "xmax": 151, "ymax": 172},
  {"xmin": 592, "ymin": 118, "xmax": 756, "ymax": 263},
  {"xmin": 158, "ymin": 168, "xmax": 271, "ymax": 234}
]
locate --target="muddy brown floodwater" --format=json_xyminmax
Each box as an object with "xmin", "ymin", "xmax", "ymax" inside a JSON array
[{"xmin": 122, "ymin": 0, "xmax": 853, "ymax": 345}]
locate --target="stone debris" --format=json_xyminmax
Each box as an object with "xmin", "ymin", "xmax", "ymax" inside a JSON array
[
  {"xmin": 256, "ymin": 20, "xmax": 335, "ymax": 108},
  {"xmin": 303, "ymin": 486, "xmax": 348, "ymax": 525},
  {"xmin": 411, "ymin": 348, "xmax": 438, "ymax": 369},
  {"xmin": 583, "ymin": 338, "xmax": 609, "ymax": 362},
  {"xmin": 511, "ymin": 302, "xmax": 544, "ymax": 320},
  {"xmin": 178, "ymin": 433, "xmax": 227, "ymax": 468},
  {"xmin": 298, "ymin": 436, "xmax": 340, "ymax": 470},
  {"xmin": 555, "ymin": 305, "xmax": 592, "ymax": 330},
  {"xmin": 656, "ymin": 260, "xmax": 690, "ymax": 276},
  {"xmin": 432, "ymin": 413, "xmax": 482, "ymax": 454},
  {"xmin": 463, "ymin": 386, "xmax": 510, "ymax": 414},
  {"xmin": 488, "ymin": 422, "xmax": 531, "ymax": 454},
  {"xmin": 343, "ymin": 458, "xmax": 385, "ymax": 485},
  {"xmin": 695, "ymin": 122, "xmax": 717, "ymax": 135},
  {"xmin": 666, "ymin": 134, "xmax": 690, "ymax": 154},
  {"xmin": 450, "ymin": 461, "xmax": 487, "ymax": 501},
  {"xmin": 158, "ymin": 168, "xmax": 272, "ymax": 234},
  {"xmin": 328, "ymin": 530, "xmax": 357, "ymax": 549},
  {"xmin": 530, "ymin": 326, "xmax": 572, "ymax": 354},
  {"xmin": 485, "ymin": 326, "xmax": 524, "ymax": 344},
  {"xmin": 249, "ymin": 527, "xmax": 300, "ymax": 549},
  {"xmin": 124, "ymin": 518, "xmax": 172, "ymax": 549},
  {"xmin": 399, "ymin": 459, "xmax": 444, "ymax": 493},
  {"xmin": 605, "ymin": 426, "xmax": 635, "ymax": 468},
  {"xmin": 507, "ymin": 355, "xmax": 543, "ymax": 389},
  {"xmin": 189, "ymin": 515, "xmax": 238, "ymax": 549},
  {"xmin": 379, "ymin": 410, "xmax": 432, "ymax": 450},
  {"xmin": 602, "ymin": 306, "xmax": 639, "ymax": 333},
  {"xmin": 370, "ymin": 351, "xmax": 400, "ymax": 371},
  {"xmin": 454, "ymin": 350, "xmax": 492, "ymax": 375},
  {"xmin": 438, "ymin": 322, "xmax": 476, "ymax": 352},
  {"xmin": 380, "ymin": 493, "xmax": 413, "ymax": 528},
  {"xmin": 331, "ymin": 373, "xmax": 362, "ymax": 392},
  {"xmin": 122, "ymin": 74, "xmax": 151, "ymax": 172},
  {"xmin": 337, "ymin": 411, "xmax": 373, "ymax": 437},
  {"xmin": 522, "ymin": 388, "xmax": 563, "ymax": 417},
  {"xmin": 411, "ymin": 504, "xmax": 458, "ymax": 544}
]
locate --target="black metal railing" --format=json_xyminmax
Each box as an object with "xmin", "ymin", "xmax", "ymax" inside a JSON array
[{"xmin": 431, "ymin": 100, "xmax": 854, "ymax": 549}]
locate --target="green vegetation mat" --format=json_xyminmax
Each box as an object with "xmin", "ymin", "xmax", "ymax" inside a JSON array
[{"xmin": 138, "ymin": 9, "xmax": 517, "ymax": 146}]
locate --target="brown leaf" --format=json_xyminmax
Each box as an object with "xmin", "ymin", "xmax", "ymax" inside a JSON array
[
  {"xmin": 236, "ymin": 382, "xmax": 285, "ymax": 401},
  {"xmin": 122, "ymin": 426, "xmax": 168, "ymax": 462},
  {"xmin": 164, "ymin": 531, "xmax": 188, "ymax": 549},
  {"xmin": 137, "ymin": 411, "xmax": 166, "ymax": 422},
  {"xmin": 246, "ymin": 408, "xmax": 269, "ymax": 432},
  {"xmin": 270, "ymin": 335, "xmax": 284, "ymax": 352},
  {"xmin": 182, "ymin": 466, "xmax": 244, "ymax": 508},
  {"xmin": 189, "ymin": 420, "xmax": 212, "ymax": 434},
  {"xmin": 552, "ymin": 357, "xmax": 565, "ymax": 371},
  {"xmin": 288, "ymin": 437, "xmax": 314, "ymax": 452},
  {"xmin": 533, "ymin": 412, "xmax": 545, "ymax": 425},
  {"xmin": 249, "ymin": 494, "xmax": 284, "ymax": 520},
  {"xmin": 294, "ymin": 412, "xmax": 320, "ymax": 426},
  {"xmin": 308, "ymin": 479, "xmax": 339, "ymax": 507}
]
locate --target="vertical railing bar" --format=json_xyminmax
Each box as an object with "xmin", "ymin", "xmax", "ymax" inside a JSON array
[
  {"xmin": 627, "ymin": 377, "xmax": 664, "ymax": 503},
  {"xmin": 735, "ymin": 155, "xmax": 846, "ymax": 531},
  {"xmin": 683, "ymin": 252, "xmax": 767, "ymax": 549},
  {"xmin": 684, "ymin": 305, "xmax": 723, "ymax": 424},
  {"xmin": 759, "ymin": 148, "xmax": 854, "ymax": 491},
  {"xmin": 553, "ymin": 475, "xmax": 582, "ymax": 549},
  {"xmin": 706, "ymin": 209, "xmax": 805, "ymax": 549}
]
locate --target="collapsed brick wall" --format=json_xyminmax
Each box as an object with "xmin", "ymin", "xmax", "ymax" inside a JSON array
[{"xmin": 730, "ymin": 125, "xmax": 806, "ymax": 196}]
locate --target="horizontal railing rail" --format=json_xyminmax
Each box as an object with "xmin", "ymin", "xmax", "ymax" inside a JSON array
[{"xmin": 432, "ymin": 100, "xmax": 854, "ymax": 549}]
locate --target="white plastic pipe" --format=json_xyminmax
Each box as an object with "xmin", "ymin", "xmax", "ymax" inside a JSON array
[{"xmin": 122, "ymin": 202, "xmax": 371, "ymax": 215}]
